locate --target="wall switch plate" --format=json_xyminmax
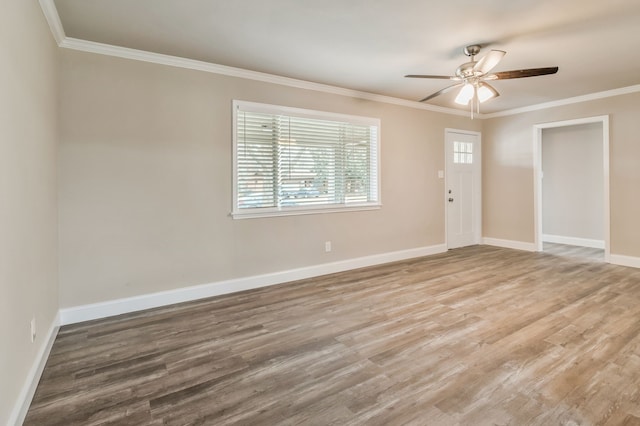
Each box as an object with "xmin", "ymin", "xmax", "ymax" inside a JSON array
[
  {"xmin": 325, "ymin": 241, "xmax": 332, "ymax": 252},
  {"xmin": 438, "ymin": 170, "xmax": 444, "ymax": 179}
]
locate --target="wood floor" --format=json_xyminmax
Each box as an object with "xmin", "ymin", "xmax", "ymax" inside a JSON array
[
  {"xmin": 25, "ymin": 244, "xmax": 640, "ymax": 425},
  {"xmin": 543, "ymin": 242, "xmax": 605, "ymax": 263}
]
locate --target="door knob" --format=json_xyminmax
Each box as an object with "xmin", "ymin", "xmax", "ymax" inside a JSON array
[{"xmin": 448, "ymin": 198, "xmax": 454, "ymax": 202}]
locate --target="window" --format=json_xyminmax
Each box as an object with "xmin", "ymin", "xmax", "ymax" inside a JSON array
[
  {"xmin": 453, "ymin": 141, "xmax": 473, "ymax": 164},
  {"xmin": 233, "ymin": 101, "xmax": 380, "ymax": 218}
]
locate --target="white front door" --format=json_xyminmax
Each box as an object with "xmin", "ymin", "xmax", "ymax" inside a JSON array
[{"xmin": 446, "ymin": 130, "xmax": 481, "ymax": 249}]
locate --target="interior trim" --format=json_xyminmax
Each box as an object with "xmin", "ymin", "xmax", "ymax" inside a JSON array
[
  {"xmin": 59, "ymin": 244, "xmax": 448, "ymax": 325},
  {"xmin": 483, "ymin": 85, "xmax": 640, "ymax": 119},
  {"xmin": 39, "ymin": 0, "xmax": 640, "ymax": 119},
  {"xmin": 532, "ymin": 115, "xmax": 610, "ymax": 262},
  {"xmin": 38, "ymin": 0, "xmax": 65, "ymax": 44},
  {"xmin": 542, "ymin": 234, "xmax": 605, "ymax": 249},
  {"xmin": 55, "ymin": 33, "xmax": 468, "ymax": 117},
  {"xmin": 39, "ymin": 0, "xmax": 464, "ymax": 116},
  {"xmin": 610, "ymin": 254, "xmax": 640, "ymax": 269},
  {"xmin": 482, "ymin": 237, "xmax": 537, "ymax": 252},
  {"xmin": 9, "ymin": 314, "xmax": 60, "ymax": 426}
]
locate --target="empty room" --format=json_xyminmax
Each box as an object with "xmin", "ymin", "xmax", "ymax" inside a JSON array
[{"xmin": 3, "ymin": 0, "xmax": 640, "ymax": 425}]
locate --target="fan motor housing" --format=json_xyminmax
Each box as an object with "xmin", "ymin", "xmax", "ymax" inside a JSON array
[{"xmin": 456, "ymin": 62, "xmax": 479, "ymax": 79}]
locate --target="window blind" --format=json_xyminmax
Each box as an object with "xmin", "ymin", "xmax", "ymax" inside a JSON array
[{"xmin": 233, "ymin": 101, "xmax": 380, "ymax": 217}]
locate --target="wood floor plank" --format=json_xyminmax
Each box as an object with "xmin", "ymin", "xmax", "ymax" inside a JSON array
[{"xmin": 24, "ymin": 243, "xmax": 640, "ymax": 425}]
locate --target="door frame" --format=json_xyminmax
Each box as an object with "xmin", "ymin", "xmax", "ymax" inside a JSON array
[
  {"xmin": 444, "ymin": 128, "xmax": 482, "ymax": 249},
  {"xmin": 532, "ymin": 115, "xmax": 610, "ymax": 262}
]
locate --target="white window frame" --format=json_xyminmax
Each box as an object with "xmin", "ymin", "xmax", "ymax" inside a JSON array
[{"xmin": 232, "ymin": 100, "xmax": 381, "ymax": 219}]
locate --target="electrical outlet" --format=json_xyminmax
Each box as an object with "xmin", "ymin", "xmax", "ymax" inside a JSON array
[
  {"xmin": 30, "ymin": 317, "xmax": 36, "ymax": 343},
  {"xmin": 325, "ymin": 241, "xmax": 332, "ymax": 252}
]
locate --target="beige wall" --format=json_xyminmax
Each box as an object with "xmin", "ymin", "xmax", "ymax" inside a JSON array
[
  {"xmin": 483, "ymin": 92, "xmax": 640, "ymax": 257},
  {"xmin": 6, "ymin": 10, "xmax": 640, "ymax": 419},
  {"xmin": 542, "ymin": 123, "xmax": 603, "ymax": 240},
  {"xmin": 58, "ymin": 49, "xmax": 479, "ymax": 308},
  {"xmin": 0, "ymin": 1, "xmax": 59, "ymax": 424},
  {"xmin": 6, "ymin": 4, "xmax": 640, "ymax": 420}
]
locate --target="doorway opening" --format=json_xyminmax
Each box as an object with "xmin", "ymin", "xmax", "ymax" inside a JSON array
[{"xmin": 533, "ymin": 116, "xmax": 610, "ymax": 262}]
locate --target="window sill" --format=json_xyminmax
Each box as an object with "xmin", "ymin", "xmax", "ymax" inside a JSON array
[{"xmin": 231, "ymin": 203, "xmax": 382, "ymax": 219}]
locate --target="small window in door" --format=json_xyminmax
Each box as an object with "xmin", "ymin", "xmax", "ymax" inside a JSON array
[{"xmin": 453, "ymin": 141, "xmax": 473, "ymax": 164}]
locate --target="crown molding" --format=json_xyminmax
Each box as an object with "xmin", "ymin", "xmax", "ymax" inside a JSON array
[
  {"xmin": 58, "ymin": 37, "xmax": 467, "ymax": 116},
  {"xmin": 39, "ymin": 0, "xmax": 640, "ymax": 120},
  {"xmin": 58, "ymin": 37, "xmax": 469, "ymax": 116},
  {"xmin": 38, "ymin": 0, "xmax": 467, "ymax": 116},
  {"xmin": 482, "ymin": 84, "xmax": 640, "ymax": 119},
  {"xmin": 39, "ymin": 0, "xmax": 65, "ymax": 44}
]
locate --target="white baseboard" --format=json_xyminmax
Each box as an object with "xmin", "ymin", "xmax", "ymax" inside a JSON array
[
  {"xmin": 482, "ymin": 237, "xmax": 537, "ymax": 252},
  {"xmin": 59, "ymin": 244, "xmax": 447, "ymax": 325},
  {"xmin": 9, "ymin": 313, "xmax": 60, "ymax": 426},
  {"xmin": 542, "ymin": 234, "xmax": 605, "ymax": 249},
  {"xmin": 609, "ymin": 254, "xmax": 640, "ymax": 269}
]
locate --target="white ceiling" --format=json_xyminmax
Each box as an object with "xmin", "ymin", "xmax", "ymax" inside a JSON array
[{"xmin": 52, "ymin": 0, "xmax": 640, "ymax": 114}]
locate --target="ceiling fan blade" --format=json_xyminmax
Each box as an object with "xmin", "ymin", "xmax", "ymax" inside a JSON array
[
  {"xmin": 473, "ymin": 50, "xmax": 506, "ymax": 75},
  {"xmin": 487, "ymin": 67, "xmax": 559, "ymax": 80},
  {"xmin": 405, "ymin": 74, "xmax": 457, "ymax": 80},
  {"xmin": 478, "ymin": 82, "xmax": 500, "ymax": 101},
  {"xmin": 419, "ymin": 83, "xmax": 464, "ymax": 102}
]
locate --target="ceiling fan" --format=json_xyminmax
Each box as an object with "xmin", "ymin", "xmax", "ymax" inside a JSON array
[{"xmin": 405, "ymin": 44, "xmax": 558, "ymax": 117}]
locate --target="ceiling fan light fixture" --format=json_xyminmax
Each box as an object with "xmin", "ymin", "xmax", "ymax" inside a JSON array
[
  {"xmin": 477, "ymin": 83, "xmax": 498, "ymax": 103},
  {"xmin": 454, "ymin": 83, "xmax": 474, "ymax": 105},
  {"xmin": 405, "ymin": 44, "xmax": 558, "ymax": 114}
]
